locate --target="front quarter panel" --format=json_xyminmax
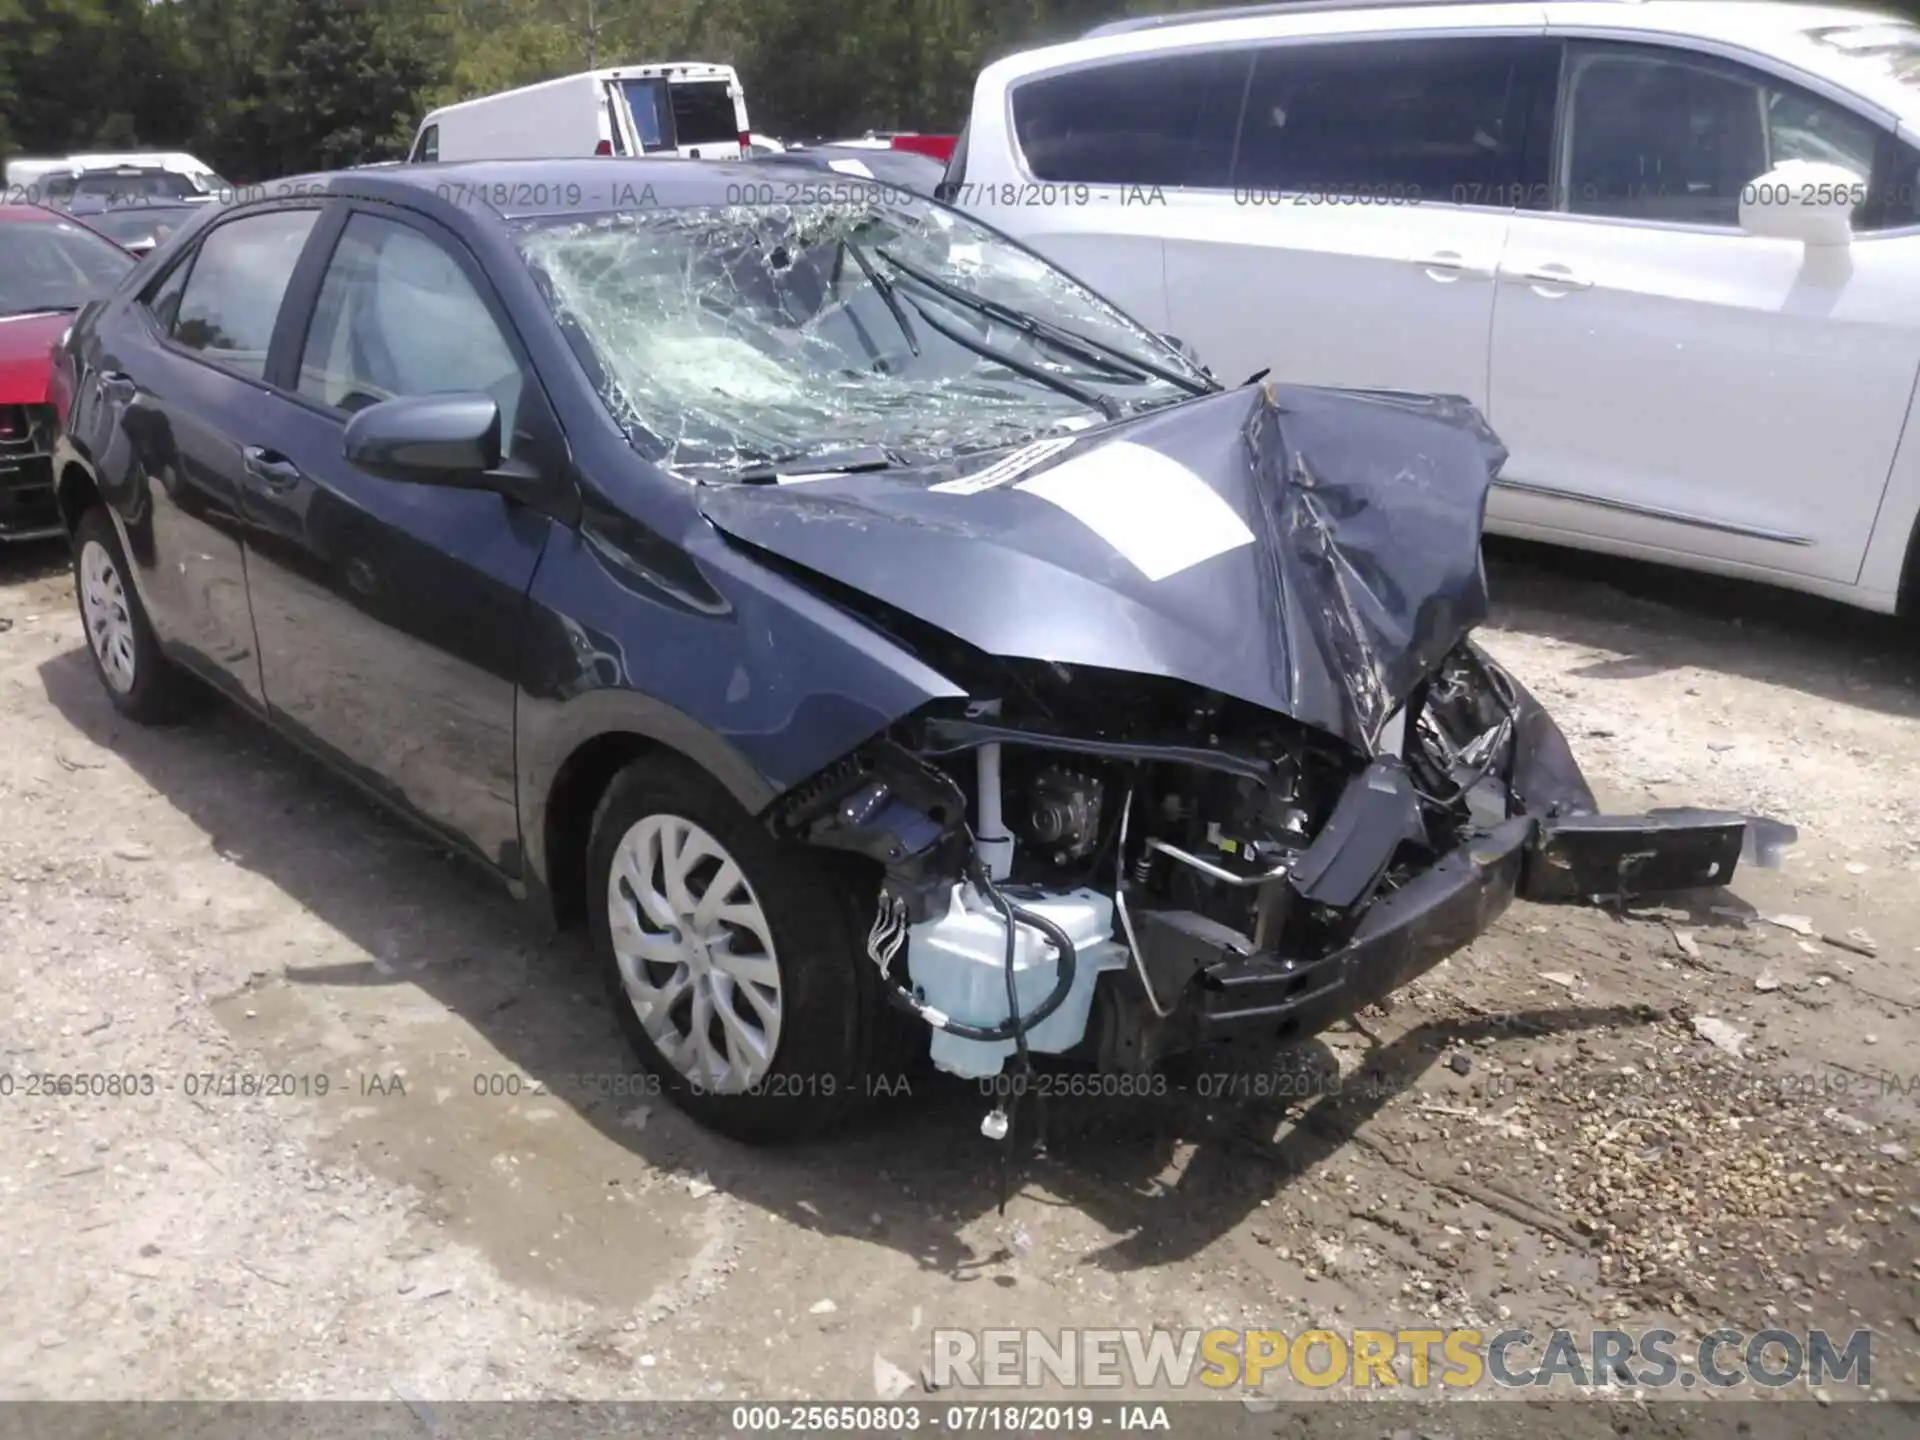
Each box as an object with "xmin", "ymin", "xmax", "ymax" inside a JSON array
[{"xmin": 515, "ymin": 493, "xmax": 967, "ymax": 900}]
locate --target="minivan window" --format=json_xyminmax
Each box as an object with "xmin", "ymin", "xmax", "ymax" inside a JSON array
[
  {"xmin": 169, "ymin": 209, "xmax": 318, "ymax": 378},
  {"xmin": 671, "ymin": 80, "xmax": 741, "ymax": 147},
  {"xmin": 413, "ymin": 124, "xmax": 439, "ymax": 163},
  {"xmin": 1012, "ymin": 49, "xmax": 1250, "ymax": 187},
  {"xmin": 1564, "ymin": 44, "xmax": 1881, "ymax": 227},
  {"xmin": 1234, "ymin": 38, "xmax": 1546, "ymax": 202}
]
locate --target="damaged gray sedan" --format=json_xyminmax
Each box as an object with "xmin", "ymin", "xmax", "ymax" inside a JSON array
[{"xmin": 53, "ymin": 160, "xmax": 1788, "ymax": 1147}]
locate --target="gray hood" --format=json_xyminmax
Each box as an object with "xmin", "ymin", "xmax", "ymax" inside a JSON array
[{"xmin": 698, "ymin": 382, "xmax": 1507, "ymax": 752}]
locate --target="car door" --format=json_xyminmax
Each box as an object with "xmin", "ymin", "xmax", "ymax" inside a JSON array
[
  {"xmin": 237, "ymin": 203, "xmax": 571, "ymax": 873},
  {"xmin": 80, "ymin": 205, "xmax": 322, "ymax": 707},
  {"xmin": 1161, "ymin": 32, "xmax": 1560, "ymax": 401},
  {"xmin": 1486, "ymin": 40, "xmax": 1920, "ymax": 584}
]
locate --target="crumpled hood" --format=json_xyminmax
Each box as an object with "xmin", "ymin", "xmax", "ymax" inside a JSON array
[
  {"xmin": 698, "ymin": 382, "xmax": 1506, "ymax": 752},
  {"xmin": 0, "ymin": 311, "xmax": 67, "ymax": 407}
]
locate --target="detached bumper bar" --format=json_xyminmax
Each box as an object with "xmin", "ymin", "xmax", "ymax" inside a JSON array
[
  {"xmin": 1136, "ymin": 801, "xmax": 1767, "ymax": 1046},
  {"xmin": 1135, "ymin": 814, "xmax": 1532, "ymax": 1044},
  {"xmin": 1519, "ymin": 808, "xmax": 1747, "ymax": 904}
]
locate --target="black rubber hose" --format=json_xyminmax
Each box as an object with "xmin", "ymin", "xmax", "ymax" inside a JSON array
[{"xmin": 878, "ymin": 875, "xmax": 1079, "ymax": 1043}]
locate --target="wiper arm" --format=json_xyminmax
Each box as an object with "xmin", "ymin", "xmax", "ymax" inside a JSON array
[
  {"xmin": 897, "ymin": 292, "xmax": 1121, "ymax": 421},
  {"xmin": 841, "ymin": 235, "xmax": 919, "ymax": 357},
  {"xmin": 873, "ymin": 246, "xmax": 1212, "ymax": 397},
  {"xmin": 734, "ymin": 444, "xmax": 903, "ymax": 484}
]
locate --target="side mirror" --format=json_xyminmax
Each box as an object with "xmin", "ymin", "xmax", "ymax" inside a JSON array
[
  {"xmin": 1739, "ymin": 160, "xmax": 1863, "ymax": 246},
  {"xmin": 342, "ymin": 392, "xmax": 502, "ymax": 481}
]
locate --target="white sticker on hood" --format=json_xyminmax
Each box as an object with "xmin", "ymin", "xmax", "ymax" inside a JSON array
[
  {"xmin": 929, "ymin": 436, "xmax": 1076, "ymax": 495},
  {"xmin": 827, "ymin": 158, "xmax": 874, "ymax": 177},
  {"xmin": 1014, "ymin": 441, "xmax": 1256, "ymax": 582}
]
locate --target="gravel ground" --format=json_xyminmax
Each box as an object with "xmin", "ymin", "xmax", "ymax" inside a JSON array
[{"xmin": 1, "ymin": 534, "xmax": 1916, "ymax": 1410}]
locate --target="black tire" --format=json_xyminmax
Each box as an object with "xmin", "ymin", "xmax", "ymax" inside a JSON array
[
  {"xmin": 70, "ymin": 507, "xmax": 199, "ymax": 725},
  {"xmin": 587, "ymin": 751, "xmax": 887, "ymax": 1143}
]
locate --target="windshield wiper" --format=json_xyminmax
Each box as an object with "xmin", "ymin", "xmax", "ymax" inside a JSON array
[
  {"xmin": 840, "ymin": 235, "xmax": 919, "ymax": 357},
  {"xmin": 873, "ymin": 247, "xmax": 1213, "ymax": 397},
  {"xmin": 897, "ymin": 293, "xmax": 1121, "ymax": 421},
  {"xmin": 734, "ymin": 444, "xmax": 904, "ymax": 484}
]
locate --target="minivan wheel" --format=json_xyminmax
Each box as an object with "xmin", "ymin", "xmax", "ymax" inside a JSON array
[
  {"xmin": 71, "ymin": 507, "xmax": 197, "ymax": 724},
  {"xmin": 587, "ymin": 753, "xmax": 873, "ymax": 1143}
]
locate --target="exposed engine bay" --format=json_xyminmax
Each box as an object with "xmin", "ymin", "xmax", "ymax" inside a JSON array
[
  {"xmin": 772, "ymin": 642, "xmax": 1788, "ymax": 1091},
  {"xmin": 713, "ymin": 378, "xmax": 1792, "ymax": 1132}
]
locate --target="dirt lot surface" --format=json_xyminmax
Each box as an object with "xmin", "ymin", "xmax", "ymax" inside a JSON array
[{"xmin": 2, "ymin": 535, "xmax": 1917, "ymax": 1412}]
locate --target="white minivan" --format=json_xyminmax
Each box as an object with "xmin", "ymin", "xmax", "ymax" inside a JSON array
[
  {"xmin": 944, "ymin": 1, "xmax": 1920, "ymax": 617},
  {"xmin": 410, "ymin": 63, "xmax": 751, "ymax": 163}
]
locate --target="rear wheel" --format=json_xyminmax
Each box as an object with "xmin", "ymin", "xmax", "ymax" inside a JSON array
[
  {"xmin": 71, "ymin": 507, "xmax": 198, "ymax": 724},
  {"xmin": 587, "ymin": 752, "xmax": 878, "ymax": 1142}
]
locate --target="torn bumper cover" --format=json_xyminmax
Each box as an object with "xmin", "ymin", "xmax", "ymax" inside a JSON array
[{"xmin": 1122, "ymin": 735, "xmax": 1782, "ymax": 1052}]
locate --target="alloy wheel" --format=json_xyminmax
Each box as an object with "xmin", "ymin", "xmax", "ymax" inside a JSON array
[
  {"xmin": 606, "ymin": 813, "xmax": 784, "ymax": 1092},
  {"xmin": 79, "ymin": 539, "xmax": 137, "ymax": 694}
]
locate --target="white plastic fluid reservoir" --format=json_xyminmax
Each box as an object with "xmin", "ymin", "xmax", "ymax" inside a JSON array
[{"xmin": 905, "ymin": 885, "xmax": 1130, "ymax": 1079}]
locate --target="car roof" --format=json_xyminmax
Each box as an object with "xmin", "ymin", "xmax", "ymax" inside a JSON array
[
  {"xmin": 0, "ymin": 203, "xmax": 67, "ymax": 225},
  {"xmin": 254, "ymin": 158, "xmax": 887, "ymax": 222},
  {"xmin": 992, "ymin": 2, "xmax": 1920, "ymax": 125}
]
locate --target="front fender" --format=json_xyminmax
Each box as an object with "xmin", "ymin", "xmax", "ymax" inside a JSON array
[{"xmin": 514, "ymin": 518, "xmax": 967, "ymax": 902}]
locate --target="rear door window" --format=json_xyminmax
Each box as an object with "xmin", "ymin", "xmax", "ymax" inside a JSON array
[
  {"xmin": 1011, "ymin": 49, "xmax": 1250, "ymax": 187},
  {"xmin": 1233, "ymin": 37, "xmax": 1553, "ymax": 203},
  {"xmin": 617, "ymin": 79, "xmax": 673, "ymax": 152},
  {"xmin": 169, "ymin": 208, "xmax": 319, "ymax": 379},
  {"xmin": 670, "ymin": 80, "xmax": 741, "ymax": 147}
]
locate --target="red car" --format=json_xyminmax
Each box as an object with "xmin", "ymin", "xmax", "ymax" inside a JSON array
[{"xmin": 0, "ymin": 204, "xmax": 137, "ymax": 540}]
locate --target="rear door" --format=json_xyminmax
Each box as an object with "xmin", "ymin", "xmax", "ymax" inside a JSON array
[
  {"xmin": 667, "ymin": 76, "xmax": 746, "ymax": 159},
  {"xmin": 614, "ymin": 77, "xmax": 674, "ymax": 154},
  {"xmin": 236, "ymin": 203, "xmax": 571, "ymax": 871},
  {"xmin": 79, "ymin": 205, "xmax": 322, "ymax": 706}
]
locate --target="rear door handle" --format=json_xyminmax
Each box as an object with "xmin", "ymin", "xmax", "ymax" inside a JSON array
[
  {"xmin": 1506, "ymin": 262, "xmax": 1593, "ymax": 293},
  {"xmin": 1413, "ymin": 250, "xmax": 1493, "ymax": 282},
  {"xmin": 98, "ymin": 370, "xmax": 136, "ymax": 399},
  {"xmin": 242, "ymin": 446, "xmax": 303, "ymax": 491}
]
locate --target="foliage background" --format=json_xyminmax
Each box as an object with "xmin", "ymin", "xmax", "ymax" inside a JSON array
[{"xmin": 1, "ymin": 1, "xmax": 1914, "ymax": 181}]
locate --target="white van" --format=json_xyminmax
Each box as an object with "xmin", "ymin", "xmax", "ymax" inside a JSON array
[{"xmin": 410, "ymin": 63, "xmax": 750, "ymax": 163}]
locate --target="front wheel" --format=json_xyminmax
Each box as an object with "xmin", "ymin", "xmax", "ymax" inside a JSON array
[
  {"xmin": 586, "ymin": 753, "xmax": 878, "ymax": 1143},
  {"xmin": 71, "ymin": 507, "xmax": 199, "ymax": 724}
]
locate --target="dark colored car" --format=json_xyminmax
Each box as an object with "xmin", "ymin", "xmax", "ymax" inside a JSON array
[
  {"xmin": 64, "ymin": 197, "xmax": 211, "ymax": 256},
  {"xmin": 48, "ymin": 160, "xmax": 1783, "ymax": 1144},
  {"xmin": 0, "ymin": 204, "xmax": 137, "ymax": 540}
]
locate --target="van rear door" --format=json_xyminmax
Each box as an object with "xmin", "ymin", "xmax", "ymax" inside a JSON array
[
  {"xmin": 611, "ymin": 77, "xmax": 674, "ymax": 154},
  {"xmin": 666, "ymin": 77, "xmax": 746, "ymax": 159}
]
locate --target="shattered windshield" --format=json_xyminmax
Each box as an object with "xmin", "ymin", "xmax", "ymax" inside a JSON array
[{"xmin": 514, "ymin": 198, "xmax": 1213, "ymax": 476}]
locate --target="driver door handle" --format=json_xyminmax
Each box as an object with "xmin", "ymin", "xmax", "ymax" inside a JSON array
[
  {"xmin": 1412, "ymin": 249, "xmax": 1494, "ymax": 282},
  {"xmin": 242, "ymin": 446, "xmax": 303, "ymax": 492},
  {"xmin": 1504, "ymin": 262, "xmax": 1593, "ymax": 293}
]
